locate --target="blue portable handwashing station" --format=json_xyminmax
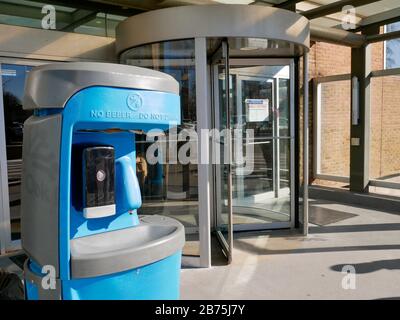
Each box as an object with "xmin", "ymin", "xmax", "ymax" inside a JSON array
[{"xmin": 20, "ymin": 62, "xmax": 185, "ymax": 300}]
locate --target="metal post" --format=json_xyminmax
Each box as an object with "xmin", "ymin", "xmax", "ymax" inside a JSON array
[
  {"xmin": 195, "ymin": 37, "xmax": 211, "ymax": 268},
  {"xmin": 223, "ymin": 40, "xmax": 233, "ymax": 264},
  {"xmin": 350, "ymin": 26, "xmax": 377, "ymax": 192},
  {"xmin": 0, "ymin": 62, "xmax": 12, "ymax": 254},
  {"xmin": 303, "ymin": 52, "xmax": 309, "ymax": 236},
  {"xmin": 273, "ymin": 78, "xmax": 280, "ymax": 198}
]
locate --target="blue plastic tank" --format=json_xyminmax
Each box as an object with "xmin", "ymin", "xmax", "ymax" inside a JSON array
[{"xmin": 20, "ymin": 62, "xmax": 184, "ymax": 300}]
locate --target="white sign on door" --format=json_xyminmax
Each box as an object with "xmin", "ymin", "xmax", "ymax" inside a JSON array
[{"xmin": 246, "ymin": 98, "xmax": 269, "ymax": 122}]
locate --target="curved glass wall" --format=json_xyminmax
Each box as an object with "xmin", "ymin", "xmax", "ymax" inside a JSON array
[
  {"xmin": 121, "ymin": 37, "xmax": 295, "ymax": 230},
  {"xmin": 121, "ymin": 40, "xmax": 200, "ymax": 249}
]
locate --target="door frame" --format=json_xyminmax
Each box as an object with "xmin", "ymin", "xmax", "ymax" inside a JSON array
[
  {"xmin": 210, "ymin": 39, "xmax": 234, "ymax": 263},
  {"xmin": 0, "ymin": 58, "xmax": 53, "ymax": 254},
  {"xmin": 211, "ymin": 58, "xmax": 296, "ymax": 233}
]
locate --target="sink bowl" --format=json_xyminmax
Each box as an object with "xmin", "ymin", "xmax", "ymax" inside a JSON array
[{"xmin": 70, "ymin": 215, "xmax": 185, "ymax": 278}]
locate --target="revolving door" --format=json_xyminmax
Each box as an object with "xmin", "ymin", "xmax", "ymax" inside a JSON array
[
  {"xmin": 210, "ymin": 40, "xmax": 295, "ymax": 261},
  {"xmin": 116, "ymin": 4, "xmax": 309, "ymax": 266}
]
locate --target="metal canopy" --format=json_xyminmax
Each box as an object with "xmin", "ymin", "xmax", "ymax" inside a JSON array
[
  {"xmin": 0, "ymin": 0, "xmax": 399, "ymax": 46},
  {"xmin": 115, "ymin": 5, "xmax": 310, "ymax": 56}
]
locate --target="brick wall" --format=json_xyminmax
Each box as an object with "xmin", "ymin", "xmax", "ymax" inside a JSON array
[
  {"xmin": 312, "ymin": 42, "xmax": 351, "ymax": 77},
  {"xmin": 319, "ymin": 80, "xmax": 350, "ymax": 177},
  {"xmin": 310, "ymin": 40, "xmax": 400, "ymax": 183},
  {"xmin": 307, "ymin": 41, "xmax": 351, "ymax": 184},
  {"xmin": 373, "ymin": 75, "xmax": 400, "ymax": 178}
]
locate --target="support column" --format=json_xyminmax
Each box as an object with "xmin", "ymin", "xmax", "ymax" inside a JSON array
[
  {"xmin": 195, "ymin": 37, "xmax": 211, "ymax": 268},
  {"xmin": 349, "ymin": 27, "xmax": 377, "ymax": 192}
]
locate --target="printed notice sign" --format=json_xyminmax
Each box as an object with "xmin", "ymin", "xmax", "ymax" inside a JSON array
[{"xmin": 246, "ymin": 98, "xmax": 269, "ymax": 122}]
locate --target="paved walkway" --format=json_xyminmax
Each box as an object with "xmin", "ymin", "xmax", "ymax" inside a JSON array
[
  {"xmin": 1, "ymin": 199, "xmax": 399, "ymax": 299},
  {"xmin": 181, "ymin": 200, "xmax": 400, "ymax": 299}
]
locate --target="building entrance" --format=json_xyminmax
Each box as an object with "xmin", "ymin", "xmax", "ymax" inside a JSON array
[{"xmin": 210, "ymin": 40, "xmax": 295, "ymax": 262}]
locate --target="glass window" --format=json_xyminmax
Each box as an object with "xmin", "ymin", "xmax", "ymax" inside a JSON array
[
  {"xmin": 120, "ymin": 40, "xmax": 199, "ymax": 253},
  {"xmin": 370, "ymin": 75, "xmax": 400, "ymax": 197},
  {"xmin": 0, "ymin": 0, "xmax": 125, "ymax": 38},
  {"xmin": 385, "ymin": 22, "xmax": 400, "ymax": 69},
  {"xmin": 73, "ymin": 13, "xmax": 126, "ymax": 38},
  {"xmin": 319, "ymin": 80, "xmax": 351, "ymax": 178},
  {"xmin": 1, "ymin": 63, "xmax": 33, "ymax": 240}
]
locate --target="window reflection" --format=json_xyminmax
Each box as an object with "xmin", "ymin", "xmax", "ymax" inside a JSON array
[
  {"xmin": 1, "ymin": 63, "xmax": 33, "ymax": 240},
  {"xmin": 121, "ymin": 39, "xmax": 200, "ymax": 239}
]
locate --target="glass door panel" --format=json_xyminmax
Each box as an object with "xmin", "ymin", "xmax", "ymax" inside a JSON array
[
  {"xmin": 229, "ymin": 64, "xmax": 293, "ymax": 228},
  {"xmin": 211, "ymin": 40, "xmax": 233, "ymax": 263}
]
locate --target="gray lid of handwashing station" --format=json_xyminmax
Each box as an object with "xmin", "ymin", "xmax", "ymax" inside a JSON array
[{"xmin": 23, "ymin": 62, "xmax": 179, "ymax": 110}]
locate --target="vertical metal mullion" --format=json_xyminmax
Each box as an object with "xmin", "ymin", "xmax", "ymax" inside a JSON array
[
  {"xmin": 207, "ymin": 62, "xmax": 215, "ymax": 232},
  {"xmin": 235, "ymin": 75, "xmax": 244, "ymax": 204},
  {"xmin": 0, "ymin": 62, "xmax": 12, "ymax": 254},
  {"xmin": 290, "ymin": 60, "xmax": 295, "ymax": 228},
  {"xmin": 303, "ymin": 53, "xmax": 309, "ymax": 236},
  {"xmin": 313, "ymin": 81, "xmax": 322, "ymax": 176},
  {"xmin": 195, "ymin": 37, "xmax": 211, "ymax": 268},
  {"xmin": 211, "ymin": 63, "xmax": 219, "ymax": 229},
  {"xmin": 273, "ymin": 78, "xmax": 280, "ymax": 198},
  {"xmin": 223, "ymin": 40, "xmax": 233, "ymax": 263}
]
